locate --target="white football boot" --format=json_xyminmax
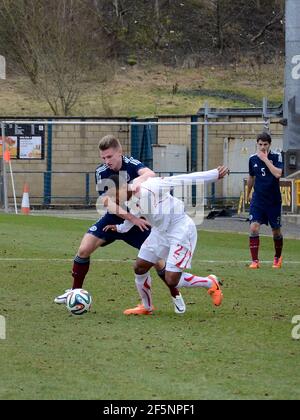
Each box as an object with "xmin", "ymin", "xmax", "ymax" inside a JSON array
[
  {"xmin": 172, "ymin": 293, "xmax": 186, "ymax": 314},
  {"xmin": 54, "ymin": 289, "xmax": 72, "ymax": 304}
]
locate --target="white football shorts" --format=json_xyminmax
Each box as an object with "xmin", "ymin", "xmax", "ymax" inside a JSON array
[{"xmin": 138, "ymin": 215, "xmax": 197, "ymax": 272}]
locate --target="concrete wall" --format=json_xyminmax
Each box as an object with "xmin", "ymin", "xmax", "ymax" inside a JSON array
[
  {"xmin": 156, "ymin": 115, "xmax": 284, "ymax": 199},
  {"xmin": 6, "ymin": 119, "xmax": 131, "ymax": 205},
  {"xmin": 50, "ymin": 122, "xmax": 130, "ymax": 204},
  {"xmin": 4, "ymin": 115, "xmax": 284, "ymax": 206}
]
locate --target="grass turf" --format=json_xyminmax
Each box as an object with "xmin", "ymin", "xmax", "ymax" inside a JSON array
[{"xmin": 0, "ymin": 214, "xmax": 299, "ymax": 400}]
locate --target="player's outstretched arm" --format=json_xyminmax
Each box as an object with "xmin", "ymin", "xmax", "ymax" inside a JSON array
[{"xmin": 147, "ymin": 167, "xmax": 229, "ymax": 188}]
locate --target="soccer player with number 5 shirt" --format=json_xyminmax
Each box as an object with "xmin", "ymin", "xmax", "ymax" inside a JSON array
[{"xmin": 247, "ymin": 132, "xmax": 284, "ymax": 269}]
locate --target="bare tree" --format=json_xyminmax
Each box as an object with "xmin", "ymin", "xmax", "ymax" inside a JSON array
[{"xmin": 0, "ymin": 0, "xmax": 96, "ymax": 115}]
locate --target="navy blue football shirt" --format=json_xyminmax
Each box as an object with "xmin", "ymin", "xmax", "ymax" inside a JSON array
[
  {"xmin": 95, "ymin": 156, "xmax": 145, "ymax": 196},
  {"xmin": 249, "ymin": 151, "xmax": 283, "ymax": 206}
]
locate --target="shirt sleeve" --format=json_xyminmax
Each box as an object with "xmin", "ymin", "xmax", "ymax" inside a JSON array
[
  {"xmin": 95, "ymin": 167, "xmax": 107, "ymax": 196},
  {"xmin": 126, "ymin": 157, "xmax": 146, "ymax": 177},
  {"xmin": 136, "ymin": 162, "xmax": 146, "ymax": 173},
  {"xmin": 95, "ymin": 172, "xmax": 114, "ymax": 196},
  {"xmin": 96, "ymin": 175, "xmax": 106, "ymax": 196},
  {"xmin": 147, "ymin": 169, "xmax": 219, "ymax": 188},
  {"xmin": 274, "ymin": 152, "xmax": 284, "ymax": 170},
  {"xmin": 116, "ymin": 219, "xmax": 135, "ymax": 233}
]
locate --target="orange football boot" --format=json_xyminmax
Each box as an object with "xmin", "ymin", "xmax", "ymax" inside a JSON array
[
  {"xmin": 249, "ymin": 260, "xmax": 260, "ymax": 269},
  {"xmin": 207, "ymin": 274, "xmax": 223, "ymax": 306},
  {"xmin": 272, "ymin": 256, "xmax": 282, "ymax": 269},
  {"xmin": 123, "ymin": 303, "xmax": 153, "ymax": 315}
]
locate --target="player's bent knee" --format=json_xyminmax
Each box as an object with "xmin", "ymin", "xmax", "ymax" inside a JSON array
[
  {"xmin": 78, "ymin": 249, "xmax": 91, "ymax": 258},
  {"xmin": 272, "ymin": 228, "xmax": 282, "ymax": 238},
  {"xmin": 154, "ymin": 259, "xmax": 166, "ymax": 271},
  {"xmin": 134, "ymin": 260, "xmax": 145, "ymax": 275},
  {"xmin": 134, "ymin": 264, "xmax": 148, "ymax": 275},
  {"xmin": 134, "ymin": 259, "xmax": 152, "ymax": 275},
  {"xmin": 250, "ymin": 224, "xmax": 260, "ymax": 235},
  {"xmin": 78, "ymin": 244, "xmax": 96, "ymax": 258},
  {"xmin": 78, "ymin": 235, "xmax": 104, "ymax": 258}
]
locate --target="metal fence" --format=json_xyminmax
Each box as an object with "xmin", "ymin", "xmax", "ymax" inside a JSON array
[
  {"xmin": 1, "ymin": 112, "xmax": 279, "ymax": 211},
  {"xmin": 4, "ymin": 169, "xmax": 249, "ymax": 210}
]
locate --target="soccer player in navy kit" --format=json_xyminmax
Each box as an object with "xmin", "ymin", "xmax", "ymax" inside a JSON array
[
  {"xmin": 247, "ymin": 132, "xmax": 284, "ymax": 269},
  {"xmin": 54, "ymin": 135, "xmax": 186, "ymax": 313}
]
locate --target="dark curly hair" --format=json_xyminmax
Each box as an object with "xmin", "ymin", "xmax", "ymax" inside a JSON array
[{"xmin": 256, "ymin": 132, "xmax": 271, "ymax": 143}]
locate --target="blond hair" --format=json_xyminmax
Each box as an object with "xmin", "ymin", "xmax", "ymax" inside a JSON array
[{"xmin": 98, "ymin": 135, "xmax": 121, "ymax": 151}]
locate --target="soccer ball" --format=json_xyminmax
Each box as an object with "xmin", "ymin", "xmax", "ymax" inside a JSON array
[{"xmin": 66, "ymin": 289, "xmax": 92, "ymax": 315}]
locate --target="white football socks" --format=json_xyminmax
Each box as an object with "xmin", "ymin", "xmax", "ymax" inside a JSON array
[
  {"xmin": 135, "ymin": 273, "xmax": 153, "ymax": 311},
  {"xmin": 177, "ymin": 273, "xmax": 213, "ymax": 289}
]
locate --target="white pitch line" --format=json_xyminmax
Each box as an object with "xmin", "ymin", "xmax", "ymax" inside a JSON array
[
  {"xmin": 0, "ymin": 258, "xmax": 300, "ymax": 264},
  {"xmin": 0, "ymin": 258, "xmax": 134, "ymax": 262}
]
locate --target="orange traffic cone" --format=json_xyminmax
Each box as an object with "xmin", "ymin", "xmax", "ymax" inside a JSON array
[
  {"xmin": 21, "ymin": 183, "xmax": 30, "ymax": 215},
  {"xmin": 3, "ymin": 149, "xmax": 11, "ymax": 162}
]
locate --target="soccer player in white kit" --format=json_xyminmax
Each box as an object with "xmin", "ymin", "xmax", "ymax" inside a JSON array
[{"xmin": 103, "ymin": 166, "xmax": 229, "ymax": 315}]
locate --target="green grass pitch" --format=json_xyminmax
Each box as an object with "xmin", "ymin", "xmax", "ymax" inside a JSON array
[{"xmin": 0, "ymin": 214, "xmax": 299, "ymax": 400}]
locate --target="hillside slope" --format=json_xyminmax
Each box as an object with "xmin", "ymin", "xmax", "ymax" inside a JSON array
[{"xmin": 0, "ymin": 63, "xmax": 284, "ymax": 118}]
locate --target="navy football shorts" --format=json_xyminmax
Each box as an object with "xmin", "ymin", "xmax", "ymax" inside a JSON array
[
  {"xmin": 249, "ymin": 203, "xmax": 282, "ymax": 229},
  {"xmin": 87, "ymin": 212, "xmax": 150, "ymax": 249}
]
